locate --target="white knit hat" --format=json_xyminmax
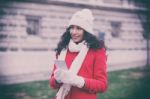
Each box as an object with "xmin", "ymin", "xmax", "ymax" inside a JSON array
[{"xmin": 68, "ymin": 9, "xmax": 94, "ymax": 35}]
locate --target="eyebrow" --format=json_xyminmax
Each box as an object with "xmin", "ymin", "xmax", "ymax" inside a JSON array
[{"xmin": 70, "ymin": 25, "xmax": 82, "ymax": 29}]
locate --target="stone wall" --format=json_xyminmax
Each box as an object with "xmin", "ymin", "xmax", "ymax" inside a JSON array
[{"xmin": 0, "ymin": 0, "xmax": 148, "ymax": 84}]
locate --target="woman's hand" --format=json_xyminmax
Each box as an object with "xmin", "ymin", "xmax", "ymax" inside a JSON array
[{"xmin": 54, "ymin": 69, "xmax": 85, "ymax": 88}]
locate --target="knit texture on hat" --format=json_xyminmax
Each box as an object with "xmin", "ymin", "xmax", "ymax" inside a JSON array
[{"xmin": 68, "ymin": 9, "xmax": 94, "ymax": 35}]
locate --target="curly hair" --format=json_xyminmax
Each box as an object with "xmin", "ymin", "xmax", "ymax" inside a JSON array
[{"xmin": 55, "ymin": 28, "xmax": 105, "ymax": 55}]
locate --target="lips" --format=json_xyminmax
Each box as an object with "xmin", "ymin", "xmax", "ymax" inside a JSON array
[
  {"xmin": 72, "ymin": 36, "xmax": 78, "ymax": 39},
  {"xmin": 71, "ymin": 35, "xmax": 79, "ymax": 39}
]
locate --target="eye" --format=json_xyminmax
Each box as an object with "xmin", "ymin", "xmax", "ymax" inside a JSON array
[
  {"xmin": 69, "ymin": 25, "xmax": 83, "ymax": 33},
  {"xmin": 77, "ymin": 27, "xmax": 83, "ymax": 31},
  {"xmin": 69, "ymin": 25, "xmax": 73, "ymax": 29}
]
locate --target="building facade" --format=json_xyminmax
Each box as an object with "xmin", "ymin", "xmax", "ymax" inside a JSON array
[{"xmin": 0, "ymin": 0, "xmax": 147, "ymax": 84}]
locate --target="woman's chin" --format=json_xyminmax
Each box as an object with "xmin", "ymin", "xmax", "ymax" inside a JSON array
[{"xmin": 72, "ymin": 39, "xmax": 83, "ymax": 44}]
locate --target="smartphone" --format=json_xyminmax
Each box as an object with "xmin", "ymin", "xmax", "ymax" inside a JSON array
[{"xmin": 54, "ymin": 60, "xmax": 68, "ymax": 70}]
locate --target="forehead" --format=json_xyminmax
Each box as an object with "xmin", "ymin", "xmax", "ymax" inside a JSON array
[{"xmin": 70, "ymin": 25, "xmax": 82, "ymax": 29}]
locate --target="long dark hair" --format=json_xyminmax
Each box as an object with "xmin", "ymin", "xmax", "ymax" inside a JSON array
[{"xmin": 55, "ymin": 28, "xmax": 105, "ymax": 55}]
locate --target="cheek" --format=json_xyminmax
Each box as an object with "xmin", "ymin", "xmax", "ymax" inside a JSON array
[
  {"xmin": 79, "ymin": 35, "xmax": 84, "ymax": 40},
  {"xmin": 80, "ymin": 32, "xmax": 84, "ymax": 39}
]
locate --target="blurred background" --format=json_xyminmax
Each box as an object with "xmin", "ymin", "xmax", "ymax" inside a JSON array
[{"xmin": 0, "ymin": 0, "xmax": 150, "ymax": 99}]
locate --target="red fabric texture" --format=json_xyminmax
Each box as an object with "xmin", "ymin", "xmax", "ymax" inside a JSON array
[{"xmin": 49, "ymin": 48, "xmax": 107, "ymax": 99}]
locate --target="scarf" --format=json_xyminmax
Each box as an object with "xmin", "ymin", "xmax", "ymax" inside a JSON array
[{"xmin": 56, "ymin": 40, "xmax": 89, "ymax": 99}]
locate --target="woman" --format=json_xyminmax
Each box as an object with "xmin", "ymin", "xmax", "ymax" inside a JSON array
[{"xmin": 49, "ymin": 9, "xmax": 107, "ymax": 99}]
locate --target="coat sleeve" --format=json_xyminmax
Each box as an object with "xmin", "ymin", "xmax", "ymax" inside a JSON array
[
  {"xmin": 49, "ymin": 64, "xmax": 62, "ymax": 89},
  {"xmin": 83, "ymin": 48, "xmax": 108, "ymax": 93}
]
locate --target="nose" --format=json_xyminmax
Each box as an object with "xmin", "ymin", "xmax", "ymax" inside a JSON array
[
  {"xmin": 72, "ymin": 28, "xmax": 77, "ymax": 34},
  {"xmin": 70, "ymin": 27, "xmax": 78, "ymax": 34}
]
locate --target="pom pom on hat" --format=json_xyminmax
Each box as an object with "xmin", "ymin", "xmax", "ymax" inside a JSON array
[{"xmin": 68, "ymin": 9, "xmax": 95, "ymax": 35}]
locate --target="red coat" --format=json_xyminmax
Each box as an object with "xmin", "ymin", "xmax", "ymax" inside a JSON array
[{"xmin": 50, "ymin": 48, "xmax": 107, "ymax": 99}]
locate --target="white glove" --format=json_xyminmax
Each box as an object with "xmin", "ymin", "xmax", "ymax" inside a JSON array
[{"xmin": 54, "ymin": 69, "xmax": 85, "ymax": 88}]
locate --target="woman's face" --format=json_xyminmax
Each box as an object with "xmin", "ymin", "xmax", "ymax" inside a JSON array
[{"xmin": 69, "ymin": 25, "xmax": 84, "ymax": 43}]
